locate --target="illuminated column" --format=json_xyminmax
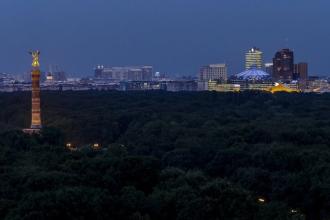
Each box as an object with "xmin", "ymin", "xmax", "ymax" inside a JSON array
[{"xmin": 30, "ymin": 51, "xmax": 42, "ymax": 129}]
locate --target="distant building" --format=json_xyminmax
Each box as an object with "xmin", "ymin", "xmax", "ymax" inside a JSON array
[
  {"xmin": 294, "ymin": 63, "xmax": 308, "ymax": 90},
  {"xmin": 199, "ymin": 64, "xmax": 227, "ymax": 82},
  {"xmin": 0, "ymin": 73, "xmax": 15, "ymax": 85},
  {"xmin": 272, "ymin": 49, "xmax": 294, "ymax": 82},
  {"xmin": 119, "ymin": 81, "xmax": 164, "ymax": 91},
  {"xmin": 229, "ymin": 68, "xmax": 272, "ymax": 92},
  {"xmin": 95, "ymin": 65, "xmax": 153, "ymax": 81},
  {"xmin": 307, "ymin": 76, "xmax": 329, "ymax": 93},
  {"xmin": 153, "ymin": 72, "xmax": 167, "ymax": 80},
  {"xmin": 22, "ymin": 72, "xmax": 32, "ymax": 83},
  {"xmin": 245, "ymin": 47, "xmax": 263, "ymax": 70},
  {"xmin": 197, "ymin": 81, "xmax": 209, "ymax": 91},
  {"xmin": 45, "ymin": 65, "xmax": 67, "ymax": 82},
  {"xmin": 209, "ymin": 80, "xmax": 298, "ymax": 93},
  {"xmin": 166, "ymin": 80, "xmax": 198, "ymax": 92},
  {"xmin": 94, "ymin": 66, "xmax": 104, "ymax": 78},
  {"xmin": 208, "ymin": 81, "xmax": 241, "ymax": 92},
  {"xmin": 46, "ymin": 71, "xmax": 67, "ymax": 82},
  {"xmin": 264, "ymin": 63, "xmax": 273, "ymax": 76}
]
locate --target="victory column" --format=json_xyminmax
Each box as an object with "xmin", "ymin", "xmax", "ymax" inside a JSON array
[{"xmin": 23, "ymin": 50, "xmax": 42, "ymax": 134}]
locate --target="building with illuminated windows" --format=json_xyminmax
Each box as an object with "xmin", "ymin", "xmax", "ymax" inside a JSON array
[
  {"xmin": 208, "ymin": 81, "xmax": 240, "ymax": 92},
  {"xmin": 264, "ymin": 63, "xmax": 273, "ymax": 76},
  {"xmin": 199, "ymin": 64, "xmax": 227, "ymax": 82},
  {"xmin": 228, "ymin": 68, "xmax": 273, "ymax": 91},
  {"xmin": 273, "ymin": 49, "xmax": 294, "ymax": 82},
  {"xmin": 245, "ymin": 47, "xmax": 263, "ymax": 70},
  {"xmin": 95, "ymin": 65, "xmax": 153, "ymax": 81},
  {"xmin": 294, "ymin": 62, "xmax": 308, "ymax": 90}
]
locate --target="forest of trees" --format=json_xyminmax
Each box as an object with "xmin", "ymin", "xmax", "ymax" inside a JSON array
[{"xmin": 0, "ymin": 91, "xmax": 330, "ymax": 220}]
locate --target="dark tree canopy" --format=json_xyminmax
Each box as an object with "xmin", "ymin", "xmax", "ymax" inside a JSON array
[{"xmin": 0, "ymin": 91, "xmax": 330, "ymax": 220}]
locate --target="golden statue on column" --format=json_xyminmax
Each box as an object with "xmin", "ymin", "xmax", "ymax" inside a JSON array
[{"xmin": 29, "ymin": 50, "xmax": 40, "ymax": 68}]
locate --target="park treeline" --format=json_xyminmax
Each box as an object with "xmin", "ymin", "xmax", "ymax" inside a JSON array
[{"xmin": 0, "ymin": 91, "xmax": 330, "ymax": 220}]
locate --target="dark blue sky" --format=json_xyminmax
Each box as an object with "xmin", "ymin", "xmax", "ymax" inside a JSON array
[{"xmin": 0, "ymin": 0, "xmax": 329, "ymax": 76}]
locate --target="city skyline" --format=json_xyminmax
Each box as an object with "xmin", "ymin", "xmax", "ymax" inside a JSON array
[
  {"xmin": 1, "ymin": 1, "xmax": 330, "ymax": 220},
  {"xmin": 0, "ymin": 0, "xmax": 329, "ymax": 75}
]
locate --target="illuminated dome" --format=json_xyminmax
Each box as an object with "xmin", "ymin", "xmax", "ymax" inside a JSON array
[{"xmin": 236, "ymin": 68, "xmax": 270, "ymax": 81}]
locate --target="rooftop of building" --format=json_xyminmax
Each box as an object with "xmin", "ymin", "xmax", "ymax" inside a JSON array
[
  {"xmin": 235, "ymin": 68, "xmax": 270, "ymax": 81},
  {"xmin": 247, "ymin": 47, "xmax": 262, "ymax": 53}
]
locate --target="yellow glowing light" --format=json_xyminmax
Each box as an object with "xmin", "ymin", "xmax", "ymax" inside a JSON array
[
  {"xmin": 46, "ymin": 75, "xmax": 53, "ymax": 80},
  {"xmin": 92, "ymin": 143, "xmax": 101, "ymax": 150},
  {"xmin": 66, "ymin": 143, "xmax": 78, "ymax": 151},
  {"xmin": 268, "ymin": 83, "xmax": 299, "ymax": 93}
]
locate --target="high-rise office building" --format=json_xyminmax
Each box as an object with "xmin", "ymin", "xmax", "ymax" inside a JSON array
[
  {"xmin": 272, "ymin": 49, "xmax": 294, "ymax": 82},
  {"xmin": 294, "ymin": 63, "xmax": 308, "ymax": 80},
  {"xmin": 245, "ymin": 47, "xmax": 263, "ymax": 70},
  {"xmin": 47, "ymin": 65, "xmax": 67, "ymax": 82},
  {"xmin": 294, "ymin": 63, "xmax": 308, "ymax": 90},
  {"xmin": 199, "ymin": 64, "xmax": 227, "ymax": 82},
  {"xmin": 264, "ymin": 63, "xmax": 273, "ymax": 76},
  {"xmin": 46, "ymin": 71, "xmax": 67, "ymax": 82}
]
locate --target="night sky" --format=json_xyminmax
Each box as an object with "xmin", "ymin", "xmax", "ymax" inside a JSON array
[{"xmin": 0, "ymin": 0, "xmax": 329, "ymax": 76}]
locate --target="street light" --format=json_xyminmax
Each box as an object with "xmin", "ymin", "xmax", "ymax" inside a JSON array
[
  {"xmin": 92, "ymin": 143, "xmax": 101, "ymax": 150},
  {"xmin": 66, "ymin": 143, "xmax": 77, "ymax": 151},
  {"xmin": 257, "ymin": 197, "xmax": 266, "ymax": 204}
]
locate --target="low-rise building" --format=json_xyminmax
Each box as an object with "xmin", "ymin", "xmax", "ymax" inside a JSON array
[{"xmin": 95, "ymin": 65, "xmax": 153, "ymax": 82}]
